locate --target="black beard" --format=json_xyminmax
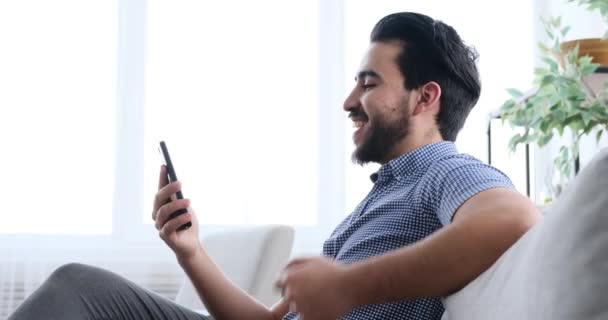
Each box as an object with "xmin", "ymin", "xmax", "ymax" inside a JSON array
[{"xmin": 352, "ymin": 108, "xmax": 410, "ymax": 165}]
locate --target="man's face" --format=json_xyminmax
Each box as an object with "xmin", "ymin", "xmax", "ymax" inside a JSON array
[{"xmin": 344, "ymin": 42, "xmax": 412, "ymax": 165}]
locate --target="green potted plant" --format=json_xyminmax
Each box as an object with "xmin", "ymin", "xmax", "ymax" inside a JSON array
[{"xmin": 500, "ymin": 0, "xmax": 608, "ymax": 201}]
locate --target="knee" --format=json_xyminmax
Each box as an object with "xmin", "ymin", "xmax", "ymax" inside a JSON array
[
  {"xmin": 48, "ymin": 263, "xmax": 100, "ymax": 289},
  {"xmin": 50, "ymin": 262, "xmax": 92, "ymax": 278}
]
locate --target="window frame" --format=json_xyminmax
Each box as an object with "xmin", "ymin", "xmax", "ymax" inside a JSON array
[{"xmin": 0, "ymin": 0, "xmax": 347, "ymax": 260}]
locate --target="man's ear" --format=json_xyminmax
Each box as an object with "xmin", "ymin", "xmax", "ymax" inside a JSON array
[{"xmin": 412, "ymin": 82, "xmax": 441, "ymax": 116}]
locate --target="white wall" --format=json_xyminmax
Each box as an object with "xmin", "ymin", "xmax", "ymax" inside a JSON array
[{"xmin": 537, "ymin": 0, "xmax": 605, "ymax": 42}]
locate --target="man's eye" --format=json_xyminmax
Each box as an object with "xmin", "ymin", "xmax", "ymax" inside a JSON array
[{"xmin": 362, "ymin": 84, "xmax": 375, "ymax": 90}]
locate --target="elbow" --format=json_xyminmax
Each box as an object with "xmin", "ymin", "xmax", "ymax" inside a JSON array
[{"xmin": 502, "ymin": 199, "xmax": 542, "ymax": 247}]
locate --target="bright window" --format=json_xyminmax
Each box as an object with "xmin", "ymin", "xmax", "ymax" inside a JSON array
[
  {"xmin": 143, "ymin": 0, "xmax": 320, "ymax": 226},
  {"xmin": 0, "ymin": 0, "xmax": 118, "ymax": 234}
]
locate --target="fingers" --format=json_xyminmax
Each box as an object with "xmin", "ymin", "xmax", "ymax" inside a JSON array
[
  {"xmin": 276, "ymin": 263, "xmax": 305, "ymax": 298},
  {"xmin": 277, "ymin": 275, "xmax": 301, "ymax": 318},
  {"xmin": 289, "ymin": 301, "xmax": 297, "ymax": 313},
  {"xmin": 152, "ymin": 181, "xmax": 183, "ymax": 219},
  {"xmin": 158, "ymin": 165, "xmax": 169, "ymax": 190},
  {"xmin": 154, "ymin": 198, "xmax": 191, "ymax": 230},
  {"xmin": 159, "ymin": 211, "xmax": 193, "ymax": 240},
  {"xmin": 284, "ymin": 257, "xmax": 310, "ymax": 269},
  {"xmin": 276, "ymin": 257, "xmax": 310, "ymax": 290},
  {"xmin": 276, "ymin": 273, "xmax": 287, "ymax": 292}
]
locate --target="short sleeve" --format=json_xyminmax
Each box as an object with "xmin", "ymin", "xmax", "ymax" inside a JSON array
[{"xmin": 430, "ymin": 158, "xmax": 514, "ymax": 226}]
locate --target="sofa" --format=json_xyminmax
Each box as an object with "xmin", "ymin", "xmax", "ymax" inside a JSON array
[
  {"xmin": 174, "ymin": 225, "xmax": 295, "ymax": 314},
  {"xmin": 442, "ymin": 147, "xmax": 608, "ymax": 319}
]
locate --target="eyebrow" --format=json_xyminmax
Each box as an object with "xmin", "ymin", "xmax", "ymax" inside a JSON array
[{"xmin": 354, "ymin": 70, "xmax": 381, "ymax": 82}]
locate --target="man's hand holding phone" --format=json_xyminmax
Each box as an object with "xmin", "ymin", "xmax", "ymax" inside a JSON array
[
  {"xmin": 152, "ymin": 142, "xmax": 201, "ymax": 261},
  {"xmin": 153, "ymin": 165, "xmax": 201, "ymax": 260}
]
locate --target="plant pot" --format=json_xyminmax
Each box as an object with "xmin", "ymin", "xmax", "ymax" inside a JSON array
[{"xmin": 560, "ymin": 38, "xmax": 608, "ymax": 66}]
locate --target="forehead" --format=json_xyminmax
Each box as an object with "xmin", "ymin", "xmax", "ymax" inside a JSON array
[{"xmin": 357, "ymin": 41, "xmax": 404, "ymax": 81}]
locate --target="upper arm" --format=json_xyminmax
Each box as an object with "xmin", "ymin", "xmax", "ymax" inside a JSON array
[
  {"xmin": 343, "ymin": 186, "xmax": 541, "ymax": 302},
  {"xmin": 451, "ymin": 187, "xmax": 540, "ymax": 244},
  {"xmin": 453, "ymin": 187, "xmax": 540, "ymax": 223},
  {"xmin": 428, "ymin": 159, "xmax": 515, "ymax": 225},
  {"xmin": 440, "ymin": 187, "xmax": 541, "ymax": 292},
  {"xmin": 421, "ymin": 159, "xmax": 540, "ymax": 291}
]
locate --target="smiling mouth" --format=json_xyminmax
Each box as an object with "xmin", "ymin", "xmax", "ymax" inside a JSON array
[
  {"xmin": 353, "ymin": 120, "xmax": 366, "ymax": 129},
  {"xmin": 348, "ymin": 109, "xmax": 368, "ymax": 139},
  {"xmin": 351, "ymin": 117, "xmax": 369, "ymax": 145}
]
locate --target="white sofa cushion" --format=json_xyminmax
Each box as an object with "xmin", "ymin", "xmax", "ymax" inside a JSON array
[
  {"xmin": 443, "ymin": 148, "xmax": 608, "ymax": 320},
  {"xmin": 174, "ymin": 225, "xmax": 294, "ymax": 311}
]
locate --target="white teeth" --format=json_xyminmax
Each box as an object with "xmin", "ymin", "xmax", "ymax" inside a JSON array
[{"xmin": 353, "ymin": 121, "xmax": 365, "ymax": 129}]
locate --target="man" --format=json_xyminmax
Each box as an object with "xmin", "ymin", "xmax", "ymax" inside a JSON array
[
  {"xmin": 273, "ymin": 12, "xmax": 541, "ymax": 319},
  {"xmin": 8, "ymin": 12, "xmax": 539, "ymax": 320}
]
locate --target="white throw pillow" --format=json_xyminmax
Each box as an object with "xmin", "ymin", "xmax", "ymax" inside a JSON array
[{"xmin": 443, "ymin": 148, "xmax": 608, "ymax": 320}]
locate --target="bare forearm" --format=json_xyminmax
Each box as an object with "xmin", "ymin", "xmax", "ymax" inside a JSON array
[{"xmin": 177, "ymin": 249, "xmax": 278, "ymax": 320}]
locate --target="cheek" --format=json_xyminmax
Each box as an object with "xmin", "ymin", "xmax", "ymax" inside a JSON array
[
  {"xmin": 360, "ymin": 92, "xmax": 383, "ymax": 114},
  {"xmin": 362, "ymin": 88, "xmax": 402, "ymax": 111}
]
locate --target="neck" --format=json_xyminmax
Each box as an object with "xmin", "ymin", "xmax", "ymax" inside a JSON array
[{"xmin": 380, "ymin": 130, "xmax": 443, "ymax": 164}]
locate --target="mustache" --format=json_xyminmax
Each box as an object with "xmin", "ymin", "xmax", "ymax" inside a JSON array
[{"xmin": 348, "ymin": 108, "xmax": 368, "ymax": 121}]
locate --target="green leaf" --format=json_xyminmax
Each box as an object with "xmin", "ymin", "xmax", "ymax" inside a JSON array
[
  {"xmin": 579, "ymin": 56, "xmax": 600, "ymax": 76},
  {"xmin": 550, "ymin": 16, "xmax": 562, "ymax": 28},
  {"xmin": 540, "ymin": 74, "xmax": 557, "ymax": 87},
  {"xmin": 541, "ymin": 56, "xmax": 559, "ymax": 72},
  {"xmin": 500, "ymin": 99, "xmax": 517, "ymax": 113},
  {"xmin": 534, "ymin": 67, "xmax": 551, "ymax": 76},
  {"xmin": 566, "ymin": 115, "xmax": 585, "ymax": 133},
  {"xmin": 539, "ymin": 117, "xmax": 553, "ymax": 133},
  {"xmin": 538, "ymin": 42, "xmax": 550, "ymax": 53},
  {"xmin": 564, "ymin": 165, "xmax": 572, "ymax": 179},
  {"xmin": 553, "ymin": 38, "xmax": 562, "ymax": 53},
  {"xmin": 561, "ymin": 26, "xmax": 571, "ymax": 36},
  {"xmin": 557, "ymin": 123, "xmax": 565, "ymax": 136},
  {"xmin": 583, "ymin": 121, "xmax": 598, "ymax": 134},
  {"xmin": 538, "ymin": 132, "xmax": 554, "ymax": 146},
  {"xmin": 579, "ymin": 55, "xmax": 594, "ymax": 65},
  {"xmin": 506, "ymin": 88, "xmax": 525, "ymax": 98},
  {"xmin": 572, "ymin": 143, "xmax": 580, "ymax": 158},
  {"xmin": 581, "ymin": 110, "xmax": 593, "ymax": 126},
  {"xmin": 554, "ymin": 109, "xmax": 567, "ymax": 123},
  {"xmin": 571, "ymin": 44, "xmax": 580, "ymax": 60},
  {"xmin": 597, "ymin": 129, "xmax": 605, "ymax": 144},
  {"xmin": 545, "ymin": 27, "xmax": 555, "ymax": 40},
  {"xmin": 553, "ymin": 156, "xmax": 562, "ymax": 167},
  {"xmin": 508, "ymin": 134, "xmax": 523, "ymax": 152}
]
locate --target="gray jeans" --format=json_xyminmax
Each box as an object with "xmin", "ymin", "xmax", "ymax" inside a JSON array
[{"xmin": 7, "ymin": 263, "xmax": 209, "ymax": 320}]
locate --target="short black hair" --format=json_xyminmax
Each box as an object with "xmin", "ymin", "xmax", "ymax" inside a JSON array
[{"xmin": 370, "ymin": 12, "xmax": 481, "ymax": 142}]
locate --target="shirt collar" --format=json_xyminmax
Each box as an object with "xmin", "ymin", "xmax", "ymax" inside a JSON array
[{"xmin": 371, "ymin": 141, "xmax": 458, "ymax": 182}]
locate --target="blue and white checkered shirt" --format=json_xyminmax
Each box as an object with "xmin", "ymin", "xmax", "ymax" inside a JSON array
[{"xmin": 284, "ymin": 141, "xmax": 513, "ymax": 320}]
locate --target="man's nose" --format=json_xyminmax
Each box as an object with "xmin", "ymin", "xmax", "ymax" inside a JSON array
[{"xmin": 343, "ymin": 89, "xmax": 361, "ymax": 112}]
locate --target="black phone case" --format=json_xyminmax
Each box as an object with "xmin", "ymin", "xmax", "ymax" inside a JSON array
[{"xmin": 159, "ymin": 141, "xmax": 192, "ymax": 231}]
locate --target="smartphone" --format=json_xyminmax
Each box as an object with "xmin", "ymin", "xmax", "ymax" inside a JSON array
[{"xmin": 159, "ymin": 141, "xmax": 192, "ymax": 231}]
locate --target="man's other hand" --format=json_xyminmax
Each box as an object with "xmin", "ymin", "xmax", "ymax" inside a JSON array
[{"xmin": 276, "ymin": 257, "xmax": 357, "ymax": 320}]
